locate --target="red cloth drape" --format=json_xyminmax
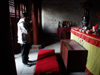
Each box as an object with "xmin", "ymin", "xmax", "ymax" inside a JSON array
[
  {"xmin": 57, "ymin": 27, "xmax": 71, "ymax": 38},
  {"xmin": 85, "ymin": 68, "xmax": 93, "ymax": 75},
  {"xmin": 71, "ymin": 28, "xmax": 100, "ymax": 48}
]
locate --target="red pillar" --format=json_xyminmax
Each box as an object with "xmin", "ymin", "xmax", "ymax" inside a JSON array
[
  {"xmin": 32, "ymin": 2, "xmax": 38, "ymax": 45},
  {"xmin": 32, "ymin": 13, "xmax": 38, "ymax": 45}
]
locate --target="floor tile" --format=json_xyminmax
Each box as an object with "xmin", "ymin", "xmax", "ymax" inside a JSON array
[{"xmin": 22, "ymin": 65, "xmax": 35, "ymax": 74}]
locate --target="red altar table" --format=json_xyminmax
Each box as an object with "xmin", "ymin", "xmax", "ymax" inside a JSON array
[
  {"xmin": 70, "ymin": 27, "xmax": 100, "ymax": 75},
  {"xmin": 57, "ymin": 27, "xmax": 71, "ymax": 39}
]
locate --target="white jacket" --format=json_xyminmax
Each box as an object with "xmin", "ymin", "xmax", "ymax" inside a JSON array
[{"xmin": 17, "ymin": 18, "xmax": 28, "ymax": 44}]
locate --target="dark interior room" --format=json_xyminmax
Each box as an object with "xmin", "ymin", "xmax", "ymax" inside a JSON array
[{"xmin": 1, "ymin": 0, "xmax": 100, "ymax": 75}]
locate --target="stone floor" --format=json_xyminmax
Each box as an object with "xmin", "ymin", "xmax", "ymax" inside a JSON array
[{"xmin": 14, "ymin": 38, "xmax": 87, "ymax": 75}]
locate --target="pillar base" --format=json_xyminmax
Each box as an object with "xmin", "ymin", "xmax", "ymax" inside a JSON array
[{"xmin": 31, "ymin": 45, "xmax": 41, "ymax": 50}]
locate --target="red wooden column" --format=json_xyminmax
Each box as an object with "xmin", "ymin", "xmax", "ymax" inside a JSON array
[
  {"xmin": 0, "ymin": 0, "xmax": 17, "ymax": 75},
  {"xmin": 32, "ymin": 13, "xmax": 38, "ymax": 45},
  {"xmin": 31, "ymin": 1, "xmax": 38, "ymax": 45}
]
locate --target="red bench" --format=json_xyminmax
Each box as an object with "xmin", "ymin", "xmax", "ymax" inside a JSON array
[{"xmin": 34, "ymin": 49, "xmax": 60, "ymax": 75}]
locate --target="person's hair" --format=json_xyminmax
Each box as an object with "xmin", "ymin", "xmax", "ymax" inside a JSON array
[{"xmin": 21, "ymin": 13, "xmax": 28, "ymax": 18}]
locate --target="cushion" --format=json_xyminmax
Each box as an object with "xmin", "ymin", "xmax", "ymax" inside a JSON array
[
  {"xmin": 38, "ymin": 49, "xmax": 55, "ymax": 59},
  {"xmin": 34, "ymin": 55, "xmax": 60, "ymax": 75}
]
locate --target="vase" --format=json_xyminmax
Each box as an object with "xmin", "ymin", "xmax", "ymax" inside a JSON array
[{"xmin": 82, "ymin": 9, "xmax": 90, "ymax": 27}]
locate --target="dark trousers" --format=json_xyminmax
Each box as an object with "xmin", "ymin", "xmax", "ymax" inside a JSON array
[{"xmin": 20, "ymin": 43, "xmax": 31, "ymax": 64}]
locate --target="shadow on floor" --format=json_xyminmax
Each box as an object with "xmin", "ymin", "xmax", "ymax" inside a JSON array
[
  {"xmin": 56, "ymin": 53, "xmax": 69, "ymax": 75},
  {"xmin": 39, "ymin": 33, "xmax": 60, "ymax": 48},
  {"xmin": 56, "ymin": 53, "xmax": 86, "ymax": 75}
]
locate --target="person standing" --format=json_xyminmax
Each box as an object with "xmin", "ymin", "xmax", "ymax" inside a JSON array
[{"xmin": 17, "ymin": 13, "xmax": 33, "ymax": 67}]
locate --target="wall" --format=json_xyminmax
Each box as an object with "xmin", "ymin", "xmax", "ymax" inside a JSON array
[{"xmin": 42, "ymin": 0, "xmax": 100, "ymax": 34}]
